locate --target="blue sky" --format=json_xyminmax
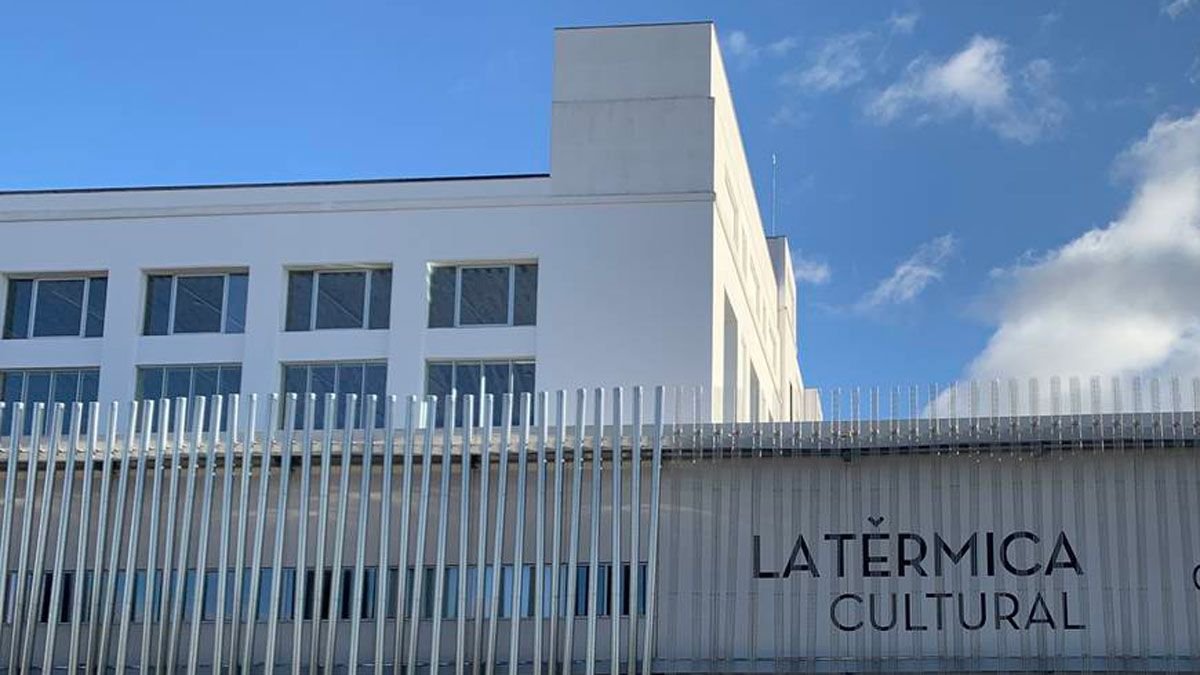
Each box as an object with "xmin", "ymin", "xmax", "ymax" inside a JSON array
[{"xmin": 2, "ymin": 1, "xmax": 1199, "ymax": 389}]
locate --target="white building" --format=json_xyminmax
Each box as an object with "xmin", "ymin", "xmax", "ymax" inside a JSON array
[{"xmin": 0, "ymin": 21, "xmax": 811, "ymax": 426}]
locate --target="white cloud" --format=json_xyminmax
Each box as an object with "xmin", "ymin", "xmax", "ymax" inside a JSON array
[
  {"xmin": 857, "ymin": 234, "xmax": 957, "ymax": 310},
  {"xmin": 794, "ymin": 255, "xmax": 832, "ymax": 285},
  {"xmin": 722, "ymin": 30, "xmax": 798, "ymax": 67},
  {"xmin": 867, "ymin": 35, "xmax": 1066, "ymax": 143},
  {"xmin": 1164, "ymin": 0, "xmax": 1196, "ymax": 18},
  {"xmin": 965, "ymin": 109, "xmax": 1200, "ymax": 380},
  {"xmin": 781, "ymin": 32, "xmax": 872, "ymax": 93},
  {"xmin": 888, "ymin": 11, "xmax": 920, "ymax": 35}
]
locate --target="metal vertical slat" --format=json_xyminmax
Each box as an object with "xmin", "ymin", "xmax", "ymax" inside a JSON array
[
  {"xmin": 533, "ymin": 392, "xmax": 550, "ymax": 675},
  {"xmin": 547, "ymin": 391, "xmax": 568, "ymax": 675},
  {"xmin": 609, "ymin": 388, "xmax": 623, "ymax": 675},
  {"xmin": 485, "ymin": 395, "xmax": 516, "ymax": 675},
  {"xmin": 373, "ymin": 396, "xmax": 399, "ymax": 675},
  {"xmin": 585, "ymin": 389, "xmax": 605, "ymax": 675},
  {"xmin": 154, "ymin": 398, "xmax": 190, "ymax": 672},
  {"xmin": 290, "ymin": 394, "xmax": 317, "ymax": 675},
  {"xmin": 456, "ymin": 394, "xmax": 476, "ymax": 675},
  {"xmin": 431, "ymin": 393, "xmax": 458, "ymax": 674},
  {"xmin": 0, "ymin": 402, "xmax": 22, "ymax": 670},
  {"xmin": 167, "ymin": 397, "xmax": 208, "ymax": 671},
  {"xmin": 41, "ymin": 403, "xmax": 84, "ymax": 673},
  {"xmin": 187, "ymin": 396, "xmax": 224, "ymax": 674},
  {"xmin": 348, "ymin": 396, "xmax": 379, "ymax": 674},
  {"xmin": 322, "ymin": 394, "xmax": 359, "ymax": 675},
  {"xmin": 141, "ymin": 399, "xmax": 179, "ymax": 674},
  {"xmin": 212, "ymin": 394, "xmax": 241, "ymax": 673},
  {"xmin": 392, "ymin": 396, "xmax": 420, "ymax": 673},
  {"xmin": 471, "ymin": 395, "xmax": 496, "ymax": 675},
  {"xmin": 627, "ymin": 388, "xmax": 642, "ymax": 675},
  {"xmin": 7, "ymin": 402, "xmax": 42, "ymax": 671},
  {"xmin": 639, "ymin": 388, "xmax": 665, "ymax": 675},
  {"xmin": 408, "ymin": 395, "xmax": 439, "ymax": 675},
  {"xmin": 265, "ymin": 394, "xmax": 299, "ymax": 673},
  {"xmin": 95, "ymin": 401, "xmax": 139, "ymax": 672},
  {"xmin": 309, "ymin": 394, "xmax": 338, "ymax": 674},
  {"xmin": 227, "ymin": 394, "xmax": 258, "ymax": 675},
  {"xmin": 115, "ymin": 401, "xmax": 153, "ymax": 673},
  {"xmin": 20, "ymin": 403, "xmax": 64, "ymax": 673},
  {"xmin": 508, "ymin": 393, "xmax": 533, "ymax": 675},
  {"xmin": 66, "ymin": 403, "xmax": 100, "ymax": 673},
  {"xmin": 562, "ymin": 390, "xmax": 587, "ymax": 675},
  {"xmin": 241, "ymin": 395, "xmax": 281, "ymax": 672}
]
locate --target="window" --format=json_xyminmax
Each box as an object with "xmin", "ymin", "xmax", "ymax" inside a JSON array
[
  {"xmin": 427, "ymin": 264, "xmax": 536, "ymax": 328},
  {"xmin": 0, "ymin": 368, "xmax": 100, "ymax": 435},
  {"xmin": 3, "ymin": 276, "xmax": 107, "ymax": 339},
  {"xmin": 282, "ymin": 361, "xmax": 387, "ymax": 430},
  {"xmin": 135, "ymin": 364, "xmax": 242, "ymax": 431},
  {"xmin": 285, "ymin": 268, "xmax": 391, "ymax": 332},
  {"xmin": 425, "ymin": 359, "xmax": 535, "ymax": 427},
  {"xmin": 143, "ymin": 272, "xmax": 248, "ymax": 336}
]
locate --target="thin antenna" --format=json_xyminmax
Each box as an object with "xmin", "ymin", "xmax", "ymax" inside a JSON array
[{"xmin": 770, "ymin": 153, "xmax": 778, "ymax": 237}]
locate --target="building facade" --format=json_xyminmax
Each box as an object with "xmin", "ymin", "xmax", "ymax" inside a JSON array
[{"xmin": 0, "ymin": 22, "xmax": 810, "ymax": 428}]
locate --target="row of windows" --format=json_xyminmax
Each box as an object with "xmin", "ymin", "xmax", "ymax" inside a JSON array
[
  {"xmin": 2, "ymin": 263, "xmax": 539, "ymax": 341},
  {"xmin": 2, "ymin": 563, "xmax": 647, "ymax": 625},
  {"xmin": 0, "ymin": 360, "xmax": 538, "ymax": 434}
]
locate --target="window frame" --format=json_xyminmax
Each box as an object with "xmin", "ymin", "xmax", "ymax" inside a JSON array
[
  {"xmin": 424, "ymin": 358, "xmax": 535, "ymax": 427},
  {"xmin": 286, "ymin": 267, "xmax": 391, "ymax": 332},
  {"xmin": 0, "ymin": 366, "xmax": 101, "ymax": 434},
  {"xmin": 429, "ymin": 263, "xmax": 537, "ymax": 329},
  {"xmin": 4, "ymin": 275, "xmax": 107, "ymax": 339},
  {"xmin": 144, "ymin": 271, "xmax": 247, "ymax": 336},
  {"xmin": 279, "ymin": 359, "xmax": 388, "ymax": 429}
]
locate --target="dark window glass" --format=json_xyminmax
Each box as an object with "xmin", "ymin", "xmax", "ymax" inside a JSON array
[
  {"xmin": 224, "ymin": 273, "xmax": 248, "ymax": 334},
  {"xmin": 453, "ymin": 362, "xmax": 482, "ymax": 427},
  {"xmin": 25, "ymin": 372, "xmax": 51, "ymax": 430},
  {"xmin": 512, "ymin": 363, "xmax": 536, "ymax": 401},
  {"xmin": 52, "ymin": 371, "xmax": 79, "ymax": 434},
  {"xmin": 193, "ymin": 368, "xmax": 220, "ymax": 430},
  {"xmin": 165, "ymin": 367, "xmax": 192, "ymax": 400},
  {"xmin": 513, "ymin": 264, "xmax": 537, "ymax": 326},
  {"xmin": 484, "ymin": 363, "xmax": 511, "ymax": 426},
  {"xmin": 138, "ymin": 368, "xmax": 165, "ymax": 403},
  {"xmin": 368, "ymin": 269, "xmax": 391, "ymax": 330},
  {"xmin": 314, "ymin": 272, "xmax": 365, "ymax": 330},
  {"xmin": 32, "ymin": 279, "xmax": 85, "ymax": 337},
  {"xmin": 364, "ymin": 363, "xmax": 388, "ymax": 428},
  {"xmin": 144, "ymin": 276, "xmax": 173, "ymax": 336},
  {"xmin": 1, "ymin": 372, "xmax": 24, "ymax": 433},
  {"xmin": 425, "ymin": 363, "xmax": 453, "ymax": 428},
  {"xmin": 283, "ymin": 365, "xmax": 310, "ymax": 430},
  {"xmin": 336, "ymin": 363, "xmax": 364, "ymax": 429},
  {"xmin": 3, "ymin": 279, "xmax": 32, "ymax": 339},
  {"xmin": 459, "ymin": 267, "xmax": 510, "ymax": 325},
  {"xmin": 285, "ymin": 272, "xmax": 314, "ymax": 332},
  {"xmin": 284, "ymin": 362, "xmax": 383, "ymax": 430},
  {"xmin": 427, "ymin": 267, "xmax": 456, "ymax": 328},
  {"xmin": 84, "ymin": 277, "xmax": 107, "ymax": 337},
  {"xmin": 173, "ymin": 276, "xmax": 225, "ymax": 333},
  {"xmin": 310, "ymin": 365, "xmax": 337, "ymax": 430}
]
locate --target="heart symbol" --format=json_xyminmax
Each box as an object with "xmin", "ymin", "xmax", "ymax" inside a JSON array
[{"xmin": 868, "ymin": 516, "xmax": 884, "ymax": 528}]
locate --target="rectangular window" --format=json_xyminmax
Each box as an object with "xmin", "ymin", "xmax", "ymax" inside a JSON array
[
  {"xmin": 143, "ymin": 272, "xmax": 248, "ymax": 336},
  {"xmin": 0, "ymin": 368, "xmax": 99, "ymax": 435},
  {"xmin": 282, "ymin": 361, "xmax": 386, "ymax": 430},
  {"xmin": 3, "ymin": 276, "xmax": 107, "ymax": 339},
  {"xmin": 427, "ymin": 263, "xmax": 537, "ymax": 328},
  {"xmin": 424, "ymin": 359, "xmax": 535, "ymax": 427},
  {"xmin": 135, "ymin": 364, "xmax": 241, "ymax": 431},
  {"xmin": 285, "ymin": 268, "xmax": 391, "ymax": 332}
]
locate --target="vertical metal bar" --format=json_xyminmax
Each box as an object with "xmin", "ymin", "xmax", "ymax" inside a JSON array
[
  {"xmin": 485, "ymin": 395, "xmax": 516, "ymax": 675},
  {"xmin": 21, "ymin": 403, "xmax": 65, "ymax": 672},
  {"xmin": 291, "ymin": 394, "xmax": 316, "ymax": 675},
  {"xmin": 547, "ymin": 391, "xmax": 567, "ymax": 675},
  {"xmin": 141, "ymin": 399, "xmax": 179, "ymax": 674},
  {"xmin": 41, "ymin": 403, "xmax": 84, "ymax": 673},
  {"xmin": 348, "ymin": 395, "xmax": 379, "ymax": 674},
  {"xmin": 153, "ymin": 398, "xmax": 189, "ymax": 672},
  {"xmin": 0, "ymin": 403, "xmax": 22, "ymax": 670},
  {"xmin": 533, "ymin": 392, "xmax": 549, "ymax": 675},
  {"xmin": 67, "ymin": 403, "xmax": 100, "ymax": 674},
  {"xmin": 431, "ymin": 393, "xmax": 458, "ymax": 674},
  {"xmin": 585, "ymin": 389, "xmax": 605, "ymax": 675},
  {"xmin": 322, "ymin": 394, "xmax": 359, "ymax": 675},
  {"xmin": 609, "ymin": 388, "xmax": 623, "ymax": 675},
  {"xmin": 94, "ymin": 401, "xmax": 138, "ymax": 672},
  {"xmin": 7, "ymin": 402, "xmax": 41, "ymax": 670},
  {"xmin": 187, "ymin": 396, "xmax": 224, "ymax": 674},
  {"xmin": 241, "ymin": 395, "xmax": 281, "ymax": 673},
  {"xmin": 227, "ymin": 395, "xmax": 257, "ymax": 675},
  {"xmin": 392, "ymin": 396, "xmax": 420, "ymax": 674},
  {"xmin": 264, "ymin": 394, "xmax": 299, "ymax": 673},
  {"xmin": 82, "ymin": 403, "xmax": 118, "ymax": 670},
  {"xmin": 167, "ymin": 397, "xmax": 208, "ymax": 671},
  {"xmin": 471, "ymin": 395, "xmax": 496, "ymax": 675},
  {"xmin": 639, "ymin": 389, "xmax": 665, "ymax": 675},
  {"xmin": 627, "ymin": 388, "xmax": 643, "ymax": 675},
  {"xmin": 373, "ymin": 396, "xmax": 399, "ymax": 675},
  {"xmin": 115, "ymin": 401, "xmax": 153, "ymax": 674},
  {"xmin": 561, "ymin": 390, "xmax": 587, "ymax": 675},
  {"xmin": 212, "ymin": 394, "xmax": 241, "ymax": 673},
  {"xmin": 456, "ymin": 395, "xmax": 476, "ymax": 675},
  {"xmin": 309, "ymin": 394, "xmax": 338, "ymax": 674},
  {"xmin": 408, "ymin": 395, "xmax": 439, "ymax": 674},
  {"xmin": 508, "ymin": 393, "xmax": 533, "ymax": 675}
]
